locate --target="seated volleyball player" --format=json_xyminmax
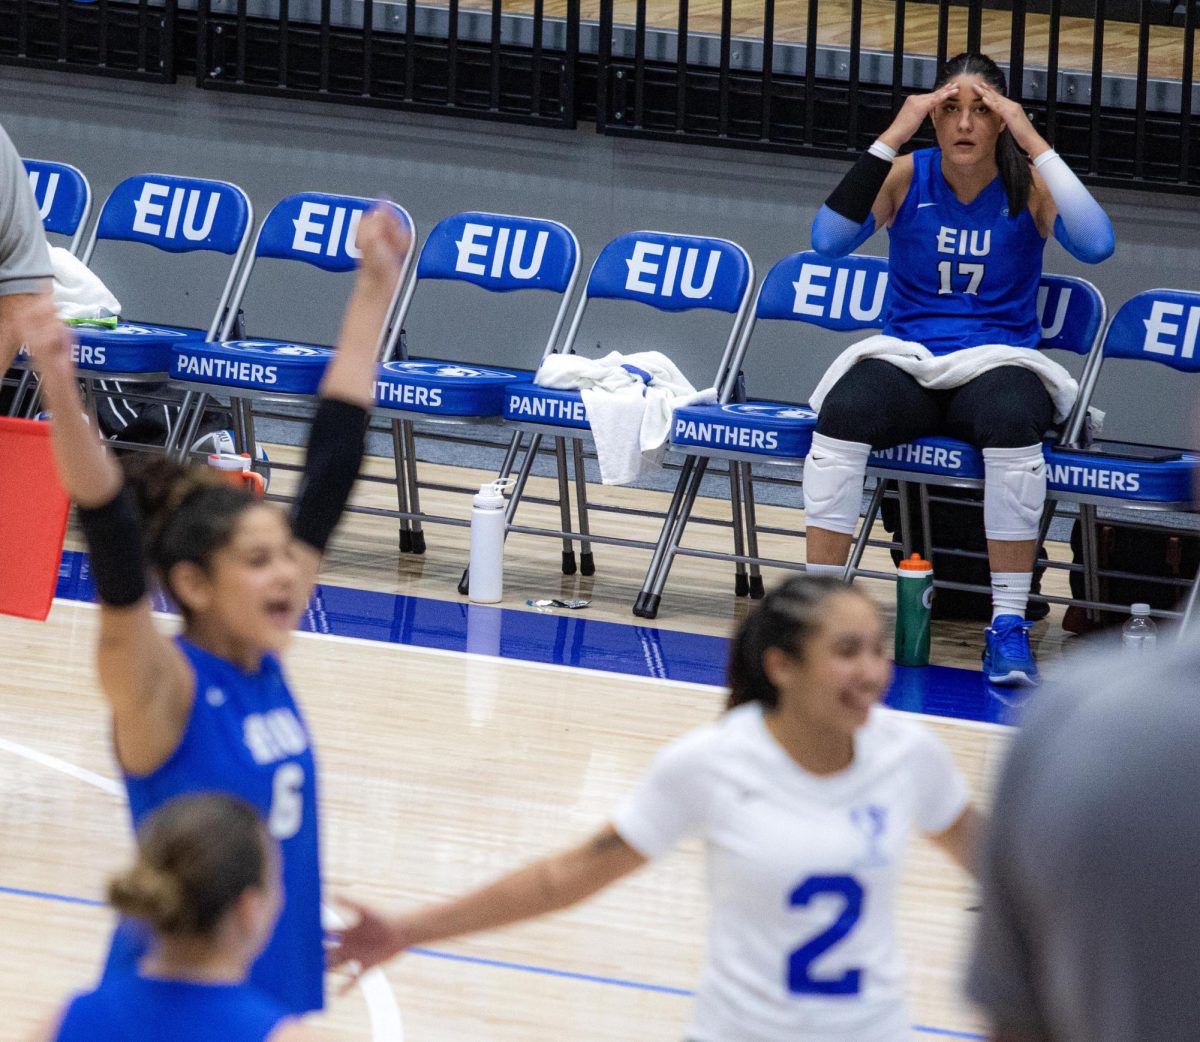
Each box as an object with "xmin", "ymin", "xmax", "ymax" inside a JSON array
[
  {"xmin": 329, "ymin": 576, "xmax": 979, "ymax": 1042},
  {"xmin": 26, "ymin": 205, "xmax": 410, "ymax": 1014},
  {"xmin": 806, "ymin": 52, "xmax": 1114, "ymax": 686},
  {"xmin": 41, "ymin": 795, "xmax": 321, "ymax": 1042}
]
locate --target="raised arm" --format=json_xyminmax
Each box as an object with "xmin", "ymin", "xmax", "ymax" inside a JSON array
[
  {"xmin": 289, "ymin": 205, "xmax": 410, "ymax": 590},
  {"xmin": 0, "ymin": 123, "xmax": 56, "ymax": 372},
  {"xmin": 972, "ymin": 83, "xmax": 1114, "ymax": 262},
  {"xmin": 327, "ymin": 824, "xmax": 646, "ymax": 987},
  {"xmin": 811, "ymin": 82, "xmax": 960, "ymax": 256},
  {"xmin": 30, "ymin": 327, "xmax": 194, "ymax": 775}
]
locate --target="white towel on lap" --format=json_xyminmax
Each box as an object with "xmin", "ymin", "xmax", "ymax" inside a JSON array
[
  {"xmin": 809, "ymin": 334, "xmax": 1079, "ymax": 425},
  {"xmin": 536, "ymin": 350, "xmax": 716, "ymax": 484}
]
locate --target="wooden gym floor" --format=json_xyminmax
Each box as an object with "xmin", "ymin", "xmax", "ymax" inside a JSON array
[{"xmin": 3, "ymin": 444, "xmax": 1081, "ymax": 1040}]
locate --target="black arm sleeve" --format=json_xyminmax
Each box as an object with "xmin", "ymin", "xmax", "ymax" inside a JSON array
[
  {"xmin": 76, "ymin": 486, "xmax": 149, "ymax": 607},
  {"xmin": 825, "ymin": 150, "xmax": 894, "ymax": 224},
  {"xmin": 290, "ymin": 397, "xmax": 370, "ymax": 554}
]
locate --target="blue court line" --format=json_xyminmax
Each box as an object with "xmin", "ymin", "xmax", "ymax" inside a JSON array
[
  {"xmin": 52, "ymin": 549, "xmax": 1024, "ymax": 725},
  {"xmin": 2, "ymin": 881, "xmax": 985, "ymax": 1039}
]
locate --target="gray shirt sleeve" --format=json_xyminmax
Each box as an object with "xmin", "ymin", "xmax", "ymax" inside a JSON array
[{"xmin": 0, "ymin": 123, "xmax": 52, "ymax": 296}]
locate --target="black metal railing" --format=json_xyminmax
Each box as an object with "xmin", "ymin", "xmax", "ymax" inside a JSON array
[
  {"xmin": 595, "ymin": 0, "xmax": 1200, "ymax": 192},
  {"xmin": 2, "ymin": 0, "xmax": 1199, "ymax": 191},
  {"xmin": 194, "ymin": 0, "xmax": 579, "ymax": 128},
  {"xmin": 0, "ymin": 0, "xmax": 176, "ymax": 80}
]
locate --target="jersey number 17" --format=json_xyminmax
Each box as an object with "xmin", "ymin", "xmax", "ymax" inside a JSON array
[{"xmin": 937, "ymin": 261, "xmax": 985, "ymax": 295}]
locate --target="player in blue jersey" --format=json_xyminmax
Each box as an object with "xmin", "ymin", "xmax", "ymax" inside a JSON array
[
  {"xmin": 40, "ymin": 794, "xmax": 320, "ymax": 1042},
  {"xmin": 807, "ymin": 52, "xmax": 1114, "ymax": 686},
  {"xmin": 26, "ymin": 205, "xmax": 410, "ymax": 1014}
]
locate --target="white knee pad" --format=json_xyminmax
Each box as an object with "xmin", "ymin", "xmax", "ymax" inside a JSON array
[
  {"xmin": 803, "ymin": 433, "xmax": 872, "ymax": 535},
  {"xmin": 983, "ymin": 444, "xmax": 1046, "ymax": 541}
]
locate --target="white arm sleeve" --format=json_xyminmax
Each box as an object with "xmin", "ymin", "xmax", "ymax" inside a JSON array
[
  {"xmin": 909, "ymin": 726, "xmax": 970, "ymax": 834},
  {"xmin": 612, "ymin": 727, "xmax": 716, "ymax": 860},
  {"xmin": 1034, "ymin": 148, "xmax": 1115, "ymax": 264}
]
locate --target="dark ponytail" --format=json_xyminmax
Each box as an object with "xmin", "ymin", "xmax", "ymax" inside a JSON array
[
  {"xmin": 935, "ymin": 52, "xmax": 1032, "ymax": 216},
  {"xmin": 108, "ymin": 793, "xmax": 270, "ymax": 939},
  {"xmin": 121, "ymin": 456, "xmax": 258, "ymax": 614},
  {"xmin": 726, "ymin": 575, "xmax": 867, "ymax": 711}
]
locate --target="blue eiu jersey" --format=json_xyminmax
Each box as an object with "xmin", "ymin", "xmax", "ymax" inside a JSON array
[
  {"xmin": 885, "ymin": 147, "xmax": 1045, "ymax": 355},
  {"xmin": 103, "ymin": 637, "xmax": 323, "ymax": 1015},
  {"xmin": 55, "ymin": 975, "xmax": 286, "ymax": 1042}
]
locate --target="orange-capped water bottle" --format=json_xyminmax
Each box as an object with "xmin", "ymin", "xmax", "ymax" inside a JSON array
[{"xmin": 895, "ymin": 553, "xmax": 933, "ymax": 667}]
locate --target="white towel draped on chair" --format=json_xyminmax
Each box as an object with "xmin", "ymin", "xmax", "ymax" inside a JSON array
[
  {"xmin": 535, "ymin": 350, "xmax": 717, "ymax": 484},
  {"xmin": 48, "ymin": 244, "xmax": 121, "ymax": 322},
  {"xmin": 809, "ymin": 335, "xmax": 1080, "ymax": 424}
]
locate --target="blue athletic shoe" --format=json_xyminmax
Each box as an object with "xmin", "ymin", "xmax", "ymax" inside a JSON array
[{"xmin": 983, "ymin": 614, "xmax": 1040, "ymax": 687}]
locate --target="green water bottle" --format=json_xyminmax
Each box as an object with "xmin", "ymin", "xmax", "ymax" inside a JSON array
[{"xmin": 895, "ymin": 553, "xmax": 933, "ymax": 667}]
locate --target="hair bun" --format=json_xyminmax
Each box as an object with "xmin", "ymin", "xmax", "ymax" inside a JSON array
[{"xmin": 108, "ymin": 862, "xmax": 188, "ymax": 933}]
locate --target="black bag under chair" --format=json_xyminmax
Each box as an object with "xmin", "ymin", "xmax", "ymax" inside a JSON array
[
  {"xmin": 1062, "ymin": 519, "xmax": 1200, "ymax": 632},
  {"xmin": 880, "ymin": 481, "xmax": 1049, "ymax": 622}
]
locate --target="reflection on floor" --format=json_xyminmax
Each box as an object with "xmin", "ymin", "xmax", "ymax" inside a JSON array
[{"xmin": 56, "ymin": 548, "xmax": 1026, "ymax": 725}]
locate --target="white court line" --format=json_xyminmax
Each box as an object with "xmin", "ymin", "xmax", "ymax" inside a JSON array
[
  {"xmin": 0, "ymin": 732, "xmax": 404, "ymax": 1041},
  {"xmin": 47, "ymin": 597, "xmax": 1013, "ymax": 732}
]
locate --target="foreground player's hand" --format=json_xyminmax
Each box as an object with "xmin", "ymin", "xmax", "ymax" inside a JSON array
[
  {"xmin": 354, "ymin": 204, "xmax": 411, "ymax": 288},
  {"xmin": 326, "ymin": 896, "xmax": 411, "ymax": 992},
  {"xmin": 972, "ymin": 83, "xmax": 1047, "ymax": 157},
  {"xmin": 879, "ymin": 82, "xmax": 960, "ymax": 150},
  {"xmin": 0, "ymin": 289, "xmax": 74, "ymax": 377}
]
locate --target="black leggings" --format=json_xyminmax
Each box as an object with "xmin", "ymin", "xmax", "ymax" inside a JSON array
[{"xmin": 815, "ymin": 359, "xmax": 1055, "ymax": 449}]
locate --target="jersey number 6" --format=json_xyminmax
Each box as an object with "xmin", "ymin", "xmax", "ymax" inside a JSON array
[{"xmin": 787, "ymin": 874, "xmax": 864, "ymax": 996}]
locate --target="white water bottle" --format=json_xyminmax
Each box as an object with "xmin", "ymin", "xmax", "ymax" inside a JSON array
[
  {"xmin": 1121, "ymin": 603, "xmax": 1158, "ymax": 653},
  {"xmin": 468, "ymin": 479, "xmax": 512, "ymax": 603}
]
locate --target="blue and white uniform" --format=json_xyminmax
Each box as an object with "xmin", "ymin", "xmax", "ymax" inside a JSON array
[
  {"xmin": 884, "ymin": 147, "xmax": 1044, "ymax": 354},
  {"xmin": 613, "ymin": 703, "xmax": 968, "ymax": 1042},
  {"xmin": 103, "ymin": 637, "xmax": 323, "ymax": 1015},
  {"xmin": 54, "ymin": 975, "xmax": 288, "ymax": 1042}
]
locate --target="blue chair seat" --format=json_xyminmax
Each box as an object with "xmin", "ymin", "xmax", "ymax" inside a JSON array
[
  {"xmin": 869, "ymin": 437, "xmax": 985, "ymax": 480},
  {"xmin": 1044, "ymin": 446, "xmax": 1200, "ymax": 503},
  {"xmin": 171, "ymin": 339, "xmax": 333, "ymax": 394},
  {"xmin": 671, "ymin": 401, "xmax": 817, "ymax": 458},
  {"xmin": 72, "ymin": 323, "xmax": 206, "ymax": 374},
  {"xmin": 868, "ymin": 437, "xmax": 1199, "ymax": 505},
  {"xmin": 375, "ymin": 360, "xmax": 534, "ymax": 417},
  {"xmin": 503, "ymin": 384, "xmax": 590, "ymax": 429}
]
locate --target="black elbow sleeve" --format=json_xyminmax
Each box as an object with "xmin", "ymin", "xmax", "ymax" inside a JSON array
[
  {"xmin": 825, "ymin": 151, "xmax": 894, "ymax": 225},
  {"xmin": 76, "ymin": 486, "xmax": 149, "ymax": 607},
  {"xmin": 291, "ymin": 397, "xmax": 370, "ymax": 554}
]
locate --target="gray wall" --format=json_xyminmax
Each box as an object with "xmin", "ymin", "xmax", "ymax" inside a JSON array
[{"xmin": 4, "ymin": 64, "xmax": 1199, "ymax": 445}]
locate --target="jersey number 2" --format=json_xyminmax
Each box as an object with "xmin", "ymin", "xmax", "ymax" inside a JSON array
[
  {"xmin": 787, "ymin": 874, "xmax": 864, "ymax": 995},
  {"xmin": 937, "ymin": 260, "xmax": 984, "ymax": 295},
  {"xmin": 269, "ymin": 763, "xmax": 305, "ymax": 840}
]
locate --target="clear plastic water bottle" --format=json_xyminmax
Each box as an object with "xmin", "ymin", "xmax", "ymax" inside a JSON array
[{"xmin": 1121, "ymin": 603, "xmax": 1158, "ymax": 653}]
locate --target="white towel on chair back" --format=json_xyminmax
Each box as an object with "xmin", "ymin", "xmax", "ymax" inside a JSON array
[
  {"xmin": 808, "ymin": 335, "xmax": 1080, "ymax": 425},
  {"xmin": 48, "ymin": 244, "xmax": 121, "ymax": 320},
  {"xmin": 535, "ymin": 350, "xmax": 717, "ymax": 485}
]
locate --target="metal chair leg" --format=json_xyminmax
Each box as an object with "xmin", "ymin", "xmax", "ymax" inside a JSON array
[
  {"xmin": 402, "ymin": 420, "xmax": 426, "ymax": 554},
  {"xmin": 554, "ymin": 437, "xmax": 576, "ymax": 576},
  {"xmin": 390, "ymin": 418, "xmax": 414, "ymax": 552},
  {"xmin": 729, "ymin": 463, "xmax": 749, "ymax": 597},
  {"xmin": 570, "ymin": 437, "xmax": 595, "ymax": 576},
  {"xmin": 637, "ymin": 457, "xmax": 711, "ymax": 618},
  {"xmin": 634, "ymin": 455, "xmax": 699, "ymax": 617},
  {"xmin": 844, "ymin": 479, "xmax": 887, "ymax": 584},
  {"xmin": 740, "ymin": 462, "xmax": 764, "ymax": 598},
  {"xmin": 1177, "ymin": 560, "xmax": 1200, "ymax": 639}
]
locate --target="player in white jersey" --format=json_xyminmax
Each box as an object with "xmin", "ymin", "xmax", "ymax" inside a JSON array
[{"xmin": 329, "ymin": 576, "xmax": 978, "ymax": 1042}]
